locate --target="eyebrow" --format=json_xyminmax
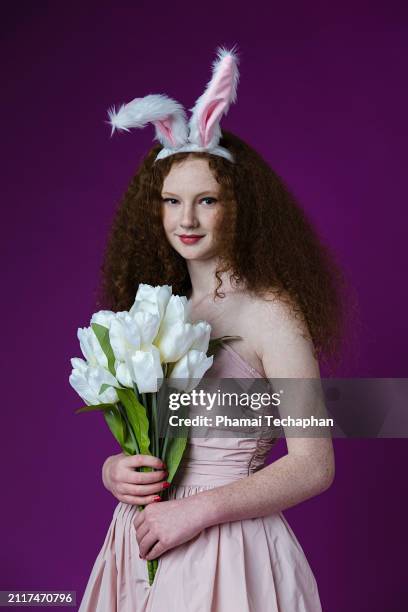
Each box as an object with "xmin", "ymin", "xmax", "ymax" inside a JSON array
[{"xmin": 161, "ymin": 191, "xmax": 218, "ymax": 198}]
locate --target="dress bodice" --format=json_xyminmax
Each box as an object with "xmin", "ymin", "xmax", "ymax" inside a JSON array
[{"xmin": 172, "ymin": 343, "xmax": 278, "ymax": 487}]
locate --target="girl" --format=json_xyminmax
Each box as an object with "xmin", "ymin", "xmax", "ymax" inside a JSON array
[{"xmin": 79, "ymin": 50, "xmax": 347, "ymax": 611}]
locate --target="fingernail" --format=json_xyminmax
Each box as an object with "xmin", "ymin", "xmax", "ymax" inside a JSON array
[
  {"xmin": 153, "ymin": 496, "xmax": 162, "ymax": 502},
  {"xmin": 162, "ymin": 482, "xmax": 171, "ymax": 489}
]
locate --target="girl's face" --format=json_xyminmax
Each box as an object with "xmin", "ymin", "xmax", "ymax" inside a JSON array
[{"xmin": 161, "ymin": 157, "xmax": 223, "ymax": 261}]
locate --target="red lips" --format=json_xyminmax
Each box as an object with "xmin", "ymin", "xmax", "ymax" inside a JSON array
[{"xmin": 178, "ymin": 235, "xmax": 204, "ymax": 244}]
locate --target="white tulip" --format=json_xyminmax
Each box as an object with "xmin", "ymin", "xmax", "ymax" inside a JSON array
[
  {"xmin": 77, "ymin": 327, "xmax": 108, "ymax": 369},
  {"xmin": 115, "ymin": 361, "xmax": 133, "ymax": 388},
  {"xmin": 109, "ymin": 312, "xmax": 141, "ymax": 362},
  {"xmin": 190, "ymin": 321, "xmax": 212, "ymax": 352},
  {"xmin": 126, "ymin": 345, "xmax": 164, "ymax": 393},
  {"xmin": 132, "ymin": 310, "xmax": 161, "ymax": 347},
  {"xmin": 160, "ymin": 294, "xmax": 189, "ymax": 326},
  {"xmin": 69, "ymin": 357, "xmax": 119, "ymax": 405},
  {"xmin": 169, "ymin": 349, "xmax": 214, "ymax": 393},
  {"xmin": 156, "ymin": 320, "xmax": 197, "ymax": 363},
  {"xmin": 130, "ymin": 284, "xmax": 172, "ymax": 321},
  {"xmin": 154, "ymin": 295, "xmax": 197, "ymax": 362},
  {"xmin": 108, "ymin": 310, "xmax": 162, "ymax": 389},
  {"xmin": 90, "ymin": 310, "xmax": 118, "ymax": 329}
]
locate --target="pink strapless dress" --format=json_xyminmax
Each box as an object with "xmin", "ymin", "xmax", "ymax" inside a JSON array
[{"xmin": 78, "ymin": 343, "xmax": 322, "ymax": 611}]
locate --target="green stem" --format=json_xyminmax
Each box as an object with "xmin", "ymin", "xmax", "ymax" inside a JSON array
[
  {"xmin": 147, "ymin": 559, "xmax": 155, "ymax": 585},
  {"xmin": 160, "ymin": 419, "xmax": 170, "ymax": 465},
  {"xmin": 149, "ymin": 393, "xmax": 156, "ymax": 457},
  {"xmin": 137, "ymin": 506, "xmax": 157, "ymax": 586},
  {"xmin": 140, "ymin": 392, "xmax": 151, "ymax": 454},
  {"xmin": 132, "ymin": 382, "xmax": 140, "ymax": 403},
  {"xmin": 117, "ymin": 402, "xmax": 140, "ymax": 455},
  {"xmin": 158, "ymin": 364, "xmax": 169, "ymax": 458},
  {"xmin": 137, "ymin": 505, "xmax": 158, "ymax": 585},
  {"xmin": 151, "ymin": 393, "xmax": 159, "ymax": 460}
]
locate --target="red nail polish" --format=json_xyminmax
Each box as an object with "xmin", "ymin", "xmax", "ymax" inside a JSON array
[
  {"xmin": 162, "ymin": 482, "xmax": 171, "ymax": 489},
  {"xmin": 153, "ymin": 495, "xmax": 162, "ymax": 502}
]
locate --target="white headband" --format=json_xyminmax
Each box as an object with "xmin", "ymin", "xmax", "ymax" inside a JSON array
[{"xmin": 107, "ymin": 46, "xmax": 239, "ymax": 163}]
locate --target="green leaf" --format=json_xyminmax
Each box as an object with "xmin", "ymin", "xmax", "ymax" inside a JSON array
[
  {"xmin": 91, "ymin": 323, "xmax": 116, "ymax": 377},
  {"xmin": 116, "ymin": 388, "xmax": 151, "ymax": 456},
  {"xmin": 163, "ymin": 436, "xmax": 188, "ymax": 483},
  {"xmin": 75, "ymin": 402, "xmax": 116, "ymax": 415},
  {"xmin": 207, "ymin": 335, "xmax": 243, "ymax": 358},
  {"xmin": 104, "ymin": 407, "xmax": 124, "ymax": 446},
  {"xmin": 104, "ymin": 407, "xmax": 134, "ymax": 455},
  {"xmin": 117, "ymin": 402, "xmax": 140, "ymax": 455},
  {"xmin": 160, "ymin": 397, "xmax": 192, "ymax": 481},
  {"xmin": 121, "ymin": 420, "xmax": 138, "ymax": 455}
]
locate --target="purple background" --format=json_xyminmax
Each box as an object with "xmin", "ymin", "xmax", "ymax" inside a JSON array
[{"xmin": 2, "ymin": 2, "xmax": 407, "ymax": 610}]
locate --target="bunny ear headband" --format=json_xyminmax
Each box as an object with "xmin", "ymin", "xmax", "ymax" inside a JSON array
[{"xmin": 107, "ymin": 46, "xmax": 239, "ymax": 163}]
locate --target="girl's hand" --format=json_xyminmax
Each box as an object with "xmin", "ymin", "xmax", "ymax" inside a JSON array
[
  {"xmin": 133, "ymin": 496, "xmax": 206, "ymax": 560},
  {"xmin": 102, "ymin": 452, "xmax": 169, "ymax": 505}
]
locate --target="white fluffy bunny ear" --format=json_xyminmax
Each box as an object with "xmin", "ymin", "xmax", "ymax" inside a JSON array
[
  {"xmin": 188, "ymin": 46, "xmax": 239, "ymax": 149},
  {"xmin": 107, "ymin": 94, "xmax": 189, "ymax": 149}
]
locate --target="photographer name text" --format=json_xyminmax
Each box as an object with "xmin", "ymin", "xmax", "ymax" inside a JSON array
[{"xmin": 168, "ymin": 414, "xmax": 333, "ymax": 429}]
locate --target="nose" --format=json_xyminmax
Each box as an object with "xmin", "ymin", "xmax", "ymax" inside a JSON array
[{"xmin": 180, "ymin": 202, "xmax": 199, "ymax": 229}]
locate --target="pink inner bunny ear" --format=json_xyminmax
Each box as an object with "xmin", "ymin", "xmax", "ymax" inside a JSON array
[
  {"xmin": 153, "ymin": 117, "xmax": 178, "ymax": 147},
  {"xmin": 189, "ymin": 47, "xmax": 240, "ymax": 149},
  {"xmin": 199, "ymin": 98, "xmax": 230, "ymax": 148}
]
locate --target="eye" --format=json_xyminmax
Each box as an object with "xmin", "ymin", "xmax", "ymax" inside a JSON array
[
  {"xmin": 200, "ymin": 197, "xmax": 218, "ymax": 205},
  {"xmin": 162, "ymin": 198, "xmax": 179, "ymax": 205}
]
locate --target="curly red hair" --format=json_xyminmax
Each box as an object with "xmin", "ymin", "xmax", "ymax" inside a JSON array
[{"xmin": 95, "ymin": 130, "xmax": 356, "ymax": 373}]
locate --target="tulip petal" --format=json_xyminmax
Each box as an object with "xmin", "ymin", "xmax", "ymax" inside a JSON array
[
  {"xmin": 77, "ymin": 327, "xmax": 108, "ymax": 369},
  {"xmin": 130, "ymin": 345, "xmax": 163, "ymax": 393},
  {"xmin": 190, "ymin": 321, "xmax": 211, "ymax": 352},
  {"xmin": 130, "ymin": 284, "xmax": 172, "ymax": 322},
  {"xmin": 169, "ymin": 349, "xmax": 214, "ymax": 392},
  {"xmin": 90, "ymin": 310, "xmax": 117, "ymax": 329},
  {"xmin": 156, "ymin": 321, "xmax": 196, "ymax": 363},
  {"xmin": 116, "ymin": 361, "xmax": 133, "ymax": 388}
]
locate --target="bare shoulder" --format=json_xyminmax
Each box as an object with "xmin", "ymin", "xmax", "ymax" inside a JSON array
[
  {"xmin": 245, "ymin": 290, "xmax": 310, "ymax": 334},
  {"xmin": 240, "ymin": 290, "xmax": 320, "ymax": 378},
  {"xmin": 236, "ymin": 289, "xmax": 308, "ymax": 337}
]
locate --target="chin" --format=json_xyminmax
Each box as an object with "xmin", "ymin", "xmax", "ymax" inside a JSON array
[
  {"xmin": 177, "ymin": 249, "xmax": 204, "ymax": 259},
  {"xmin": 168, "ymin": 237, "xmax": 213, "ymax": 258},
  {"xmin": 173, "ymin": 245, "xmax": 214, "ymax": 260}
]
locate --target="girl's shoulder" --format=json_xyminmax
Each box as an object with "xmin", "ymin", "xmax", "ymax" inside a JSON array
[
  {"xmin": 235, "ymin": 288, "xmax": 300, "ymax": 327},
  {"xmin": 222, "ymin": 289, "xmax": 303, "ymax": 368},
  {"xmin": 236, "ymin": 288, "xmax": 311, "ymax": 350}
]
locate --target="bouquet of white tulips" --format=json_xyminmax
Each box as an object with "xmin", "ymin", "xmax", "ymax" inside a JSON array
[{"xmin": 69, "ymin": 283, "xmax": 236, "ymax": 584}]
